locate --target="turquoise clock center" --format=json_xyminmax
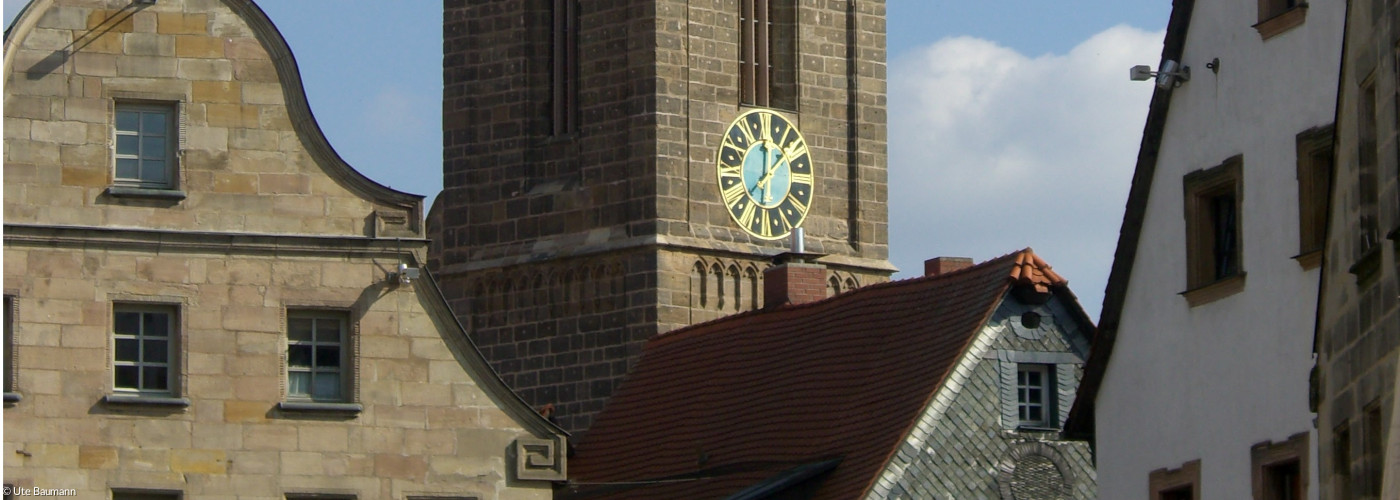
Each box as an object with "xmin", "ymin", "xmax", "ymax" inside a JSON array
[{"xmin": 742, "ymin": 141, "xmax": 791, "ymax": 209}]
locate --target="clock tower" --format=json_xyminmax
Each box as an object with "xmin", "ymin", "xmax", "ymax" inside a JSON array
[{"xmin": 432, "ymin": 0, "xmax": 892, "ymax": 432}]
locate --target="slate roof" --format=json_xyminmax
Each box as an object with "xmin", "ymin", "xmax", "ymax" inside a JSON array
[{"xmin": 562, "ymin": 248, "xmax": 1073, "ymax": 500}]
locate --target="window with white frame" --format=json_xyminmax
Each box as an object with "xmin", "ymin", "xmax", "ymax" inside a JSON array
[
  {"xmin": 113, "ymin": 305, "xmax": 176, "ymax": 395},
  {"xmin": 287, "ymin": 312, "xmax": 347, "ymax": 402},
  {"xmin": 114, "ymin": 103, "xmax": 176, "ymax": 189},
  {"xmin": 1016, "ymin": 364, "xmax": 1052, "ymax": 428}
]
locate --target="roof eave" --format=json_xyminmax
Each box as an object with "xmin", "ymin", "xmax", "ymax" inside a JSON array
[{"xmin": 1062, "ymin": 0, "xmax": 1199, "ymax": 441}]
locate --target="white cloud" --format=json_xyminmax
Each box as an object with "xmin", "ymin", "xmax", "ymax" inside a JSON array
[{"xmin": 888, "ymin": 25, "xmax": 1164, "ymax": 319}]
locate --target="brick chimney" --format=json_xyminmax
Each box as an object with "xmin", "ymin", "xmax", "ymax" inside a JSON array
[
  {"xmin": 764, "ymin": 261, "xmax": 828, "ymax": 308},
  {"xmin": 925, "ymin": 257, "xmax": 973, "ymax": 277}
]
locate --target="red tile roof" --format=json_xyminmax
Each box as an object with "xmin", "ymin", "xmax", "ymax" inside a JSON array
[{"xmin": 562, "ymin": 248, "xmax": 1074, "ymax": 500}]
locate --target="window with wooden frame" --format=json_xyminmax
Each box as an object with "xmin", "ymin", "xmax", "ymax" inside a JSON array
[
  {"xmin": 1182, "ymin": 156, "xmax": 1244, "ymax": 304},
  {"xmin": 286, "ymin": 311, "xmax": 352, "ymax": 403},
  {"xmin": 1251, "ymin": 432, "xmax": 1308, "ymax": 500},
  {"xmin": 1016, "ymin": 363, "xmax": 1053, "ymax": 428},
  {"xmin": 1295, "ymin": 126, "xmax": 1333, "ymax": 268},
  {"xmin": 739, "ymin": 0, "xmax": 796, "ymax": 109},
  {"xmin": 113, "ymin": 102, "xmax": 178, "ymax": 189},
  {"xmin": 1254, "ymin": 0, "xmax": 1306, "ymax": 39},
  {"xmin": 1150, "ymin": 459, "xmax": 1201, "ymax": 500},
  {"xmin": 551, "ymin": 0, "xmax": 579, "ymax": 136},
  {"xmin": 112, "ymin": 304, "xmax": 178, "ymax": 396}
]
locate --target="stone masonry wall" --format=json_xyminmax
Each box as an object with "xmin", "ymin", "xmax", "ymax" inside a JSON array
[
  {"xmin": 3, "ymin": 0, "xmax": 418, "ymax": 238},
  {"xmin": 1319, "ymin": 0, "xmax": 1400, "ymax": 496},
  {"xmin": 2, "ymin": 240, "xmax": 550, "ymax": 499},
  {"xmin": 3, "ymin": 0, "xmax": 558, "ymax": 497},
  {"xmin": 436, "ymin": 0, "xmax": 893, "ymax": 434}
]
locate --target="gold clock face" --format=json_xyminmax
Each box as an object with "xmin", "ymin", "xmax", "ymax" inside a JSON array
[{"xmin": 716, "ymin": 109, "xmax": 814, "ymax": 240}]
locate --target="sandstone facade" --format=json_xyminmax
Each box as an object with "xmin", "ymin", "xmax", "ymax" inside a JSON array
[{"xmin": 3, "ymin": 0, "xmax": 565, "ymax": 497}]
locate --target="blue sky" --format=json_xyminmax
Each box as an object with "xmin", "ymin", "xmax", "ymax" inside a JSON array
[{"xmin": 4, "ymin": 1, "xmax": 1171, "ymax": 318}]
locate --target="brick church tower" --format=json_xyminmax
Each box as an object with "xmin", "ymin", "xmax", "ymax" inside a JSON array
[{"xmin": 431, "ymin": 0, "xmax": 893, "ymax": 432}]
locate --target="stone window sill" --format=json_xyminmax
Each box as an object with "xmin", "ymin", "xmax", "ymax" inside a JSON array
[
  {"xmin": 1254, "ymin": 3, "xmax": 1307, "ymax": 40},
  {"xmin": 1292, "ymin": 249, "xmax": 1322, "ymax": 270},
  {"xmin": 102, "ymin": 394, "xmax": 191, "ymax": 407},
  {"xmin": 277, "ymin": 401, "xmax": 362, "ymax": 415},
  {"xmin": 3, "ymin": 392, "xmax": 21, "ymax": 404},
  {"xmin": 1348, "ymin": 246, "xmax": 1382, "ymax": 286},
  {"xmin": 105, "ymin": 186, "xmax": 187, "ymax": 200},
  {"xmin": 1181, "ymin": 273, "xmax": 1247, "ymax": 307}
]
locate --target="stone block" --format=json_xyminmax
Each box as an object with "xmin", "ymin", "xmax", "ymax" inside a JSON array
[
  {"xmin": 193, "ymin": 80, "xmax": 241, "ymax": 103},
  {"xmin": 123, "ymin": 33, "xmax": 174, "ymax": 57},
  {"xmin": 223, "ymin": 37, "xmax": 267, "ymax": 60},
  {"xmin": 31, "ymin": 120, "xmax": 88, "ymax": 145},
  {"xmin": 233, "ymin": 58, "xmax": 277, "ymax": 82},
  {"xmin": 157, "ymin": 13, "xmax": 208, "ymax": 35},
  {"xmin": 373, "ymin": 453, "xmax": 427, "ymax": 480},
  {"xmin": 4, "ymin": 117, "xmax": 32, "ymax": 140},
  {"xmin": 175, "ymin": 35, "xmax": 224, "ymax": 58},
  {"xmin": 177, "ymin": 58, "xmax": 233, "ymax": 80},
  {"xmin": 223, "ymin": 400, "xmax": 269, "ymax": 423},
  {"xmin": 298, "ymin": 426, "xmax": 349, "ymax": 452},
  {"xmin": 241, "ymin": 82, "xmax": 283, "ymax": 105},
  {"xmin": 116, "ymin": 55, "xmax": 177, "ymax": 78},
  {"xmin": 60, "ymin": 165, "xmax": 107, "ymax": 187},
  {"xmin": 78, "ymin": 445, "xmax": 119, "ymax": 470},
  {"xmin": 171, "ymin": 449, "xmax": 227, "ymax": 474},
  {"xmin": 229, "ymin": 128, "xmax": 278, "ymax": 150},
  {"xmin": 242, "ymin": 424, "xmax": 298, "ymax": 451},
  {"xmin": 204, "ymin": 103, "xmax": 258, "ymax": 128},
  {"xmin": 280, "ymin": 451, "xmax": 324, "ymax": 476},
  {"xmin": 259, "ymin": 173, "xmax": 310, "ymax": 195},
  {"xmin": 59, "ymin": 144, "xmax": 105, "ymax": 166},
  {"xmin": 36, "ymin": 7, "xmax": 85, "ymax": 30},
  {"xmin": 24, "ymin": 28, "xmax": 71, "ymax": 51},
  {"xmin": 73, "ymin": 52, "xmax": 118, "ymax": 77},
  {"xmin": 88, "ymin": 10, "xmax": 134, "ymax": 32}
]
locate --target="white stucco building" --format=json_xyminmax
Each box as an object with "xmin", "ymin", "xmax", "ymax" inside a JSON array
[{"xmin": 1064, "ymin": 0, "xmax": 1343, "ymax": 498}]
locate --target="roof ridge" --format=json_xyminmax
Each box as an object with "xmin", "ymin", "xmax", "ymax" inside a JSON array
[{"xmin": 649, "ymin": 249, "xmax": 1038, "ymax": 346}]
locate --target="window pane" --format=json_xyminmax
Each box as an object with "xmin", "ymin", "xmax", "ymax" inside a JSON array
[
  {"xmin": 114, "ymin": 312, "xmax": 141, "ymax": 335},
  {"xmin": 289, "ymin": 318, "xmax": 313, "ymax": 341},
  {"xmin": 115, "ymin": 338, "xmax": 140, "ymax": 362},
  {"xmin": 316, "ymin": 346, "xmax": 340, "ymax": 368},
  {"xmin": 114, "ymin": 365, "xmax": 139, "ymax": 389},
  {"xmin": 116, "ymin": 158, "xmax": 140, "ymax": 180},
  {"xmin": 116, "ymin": 135, "xmax": 139, "ymax": 155},
  {"xmin": 143, "ymin": 366, "xmax": 168, "ymax": 391},
  {"xmin": 288, "ymin": 371, "xmax": 310, "ymax": 396},
  {"xmin": 144, "ymin": 339, "xmax": 167, "ymax": 363},
  {"xmin": 288, "ymin": 345, "xmax": 312, "ymax": 367},
  {"xmin": 141, "ymin": 160, "xmax": 166, "ymax": 182},
  {"xmin": 1028, "ymin": 406, "xmax": 1042, "ymax": 422},
  {"xmin": 116, "ymin": 110, "xmax": 139, "ymax": 131},
  {"xmin": 143, "ymin": 312, "xmax": 168, "ymax": 337},
  {"xmin": 141, "ymin": 136, "xmax": 166, "ymax": 158},
  {"xmin": 312, "ymin": 372, "xmax": 340, "ymax": 399},
  {"xmin": 315, "ymin": 319, "xmax": 340, "ymax": 343},
  {"xmin": 141, "ymin": 111, "xmax": 167, "ymax": 134}
]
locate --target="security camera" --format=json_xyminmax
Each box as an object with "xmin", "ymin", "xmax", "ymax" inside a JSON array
[{"xmin": 1129, "ymin": 60, "xmax": 1190, "ymax": 89}]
